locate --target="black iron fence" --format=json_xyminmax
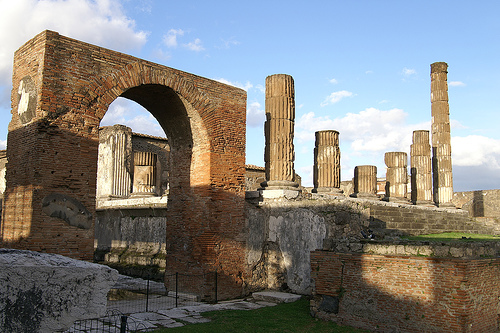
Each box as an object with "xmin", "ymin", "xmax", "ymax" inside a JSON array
[
  {"xmin": 66, "ymin": 309, "xmax": 148, "ymax": 332},
  {"xmin": 65, "ymin": 271, "xmax": 219, "ymax": 332},
  {"xmin": 107, "ymin": 271, "xmax": 218, "ymax": 314}
]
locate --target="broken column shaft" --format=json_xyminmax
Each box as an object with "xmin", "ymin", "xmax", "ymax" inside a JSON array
[
  {"xmin": 431, "ymin": 62, "xmax": 454, "ymax": 207},
  {"xmin": 262, "ymin": 74, "xmax": 298, "ymax": 190},
  {"xmin": 352, "ymin": 165, "xmax": 378, "ymax": 198},
  {"xmin": 313, "ymin": 130, "xmax": 342, "ymax": 194},
  {"xmin": 384, "ymin": 152, "xmax": 408, "ymax": 202},
  {"xmin": 411, "ymin": 130, "xmax": 433, "ymax": 205}
]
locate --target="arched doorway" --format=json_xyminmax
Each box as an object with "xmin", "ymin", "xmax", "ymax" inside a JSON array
[{"xmin": 1, "ymin": 30, "xmax": 248, "ymax": 299}]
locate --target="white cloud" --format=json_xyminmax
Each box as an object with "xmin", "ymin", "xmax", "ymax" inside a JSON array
[
  {"xmin": 246, "ymin": 101, "xmax": 265, "ymax": 127},
  {"xmin": 0, "ymin": 0, "xmax": 148, "ymax": 87},
  {"xmin": 163, "ymin": 29, "xmax": 184, "ymax": 48},
  {"xmin": 0, "ymin": 139, "xmax": 6, "ymax": 150},
  {"xmin": 402, "ymin": 67, "xmax": 417, "ymax": 76},
  {"xmin": 296, "ymin": 107, "xmax": 430, "ymax": 154},
  {"xmin": 451, "ymin": 135, "xmax": 500, "ymax": 168},
  {"xmin": 320, "ymin": 90, "xmax": 353, "ymax": 107},
  {"xmin": 449, "ymin": 81, "xmax": 466, "ymax": 87},
  {"xmin": 215, "ymin": 78, "xmax": 253, "ymax": 91},
  {"xmin": 329, "ymin": 78, "xmax": 338, "ymax": 84},
  {"xmin": 183, "ymin": 38, "xmax": 204, "ymax": 52},
  {"xmin": 101, "ymin": 97, "xmax": 166, "ymax": 137},
  {"xmin": 219, "ymin": 37, "xmax": 240, "ymax": 49}
]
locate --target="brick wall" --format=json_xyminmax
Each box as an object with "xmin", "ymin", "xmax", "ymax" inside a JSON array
[
  {"xmin": 1, "ymin": 30, "xmax": 247, "ymax": 299},
  {"xmin": 310, "ymin": 251, "xmax": 500, "ymax": 332}
]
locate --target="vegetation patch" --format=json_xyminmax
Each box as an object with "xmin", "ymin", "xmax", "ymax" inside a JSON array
[
  {"xmin": 403, "ymin": 232, "xmax": 500, "ymax": 242},
  {"xmin": 153, "ymin": 298, "xmax": 367, "ymax": 333}
]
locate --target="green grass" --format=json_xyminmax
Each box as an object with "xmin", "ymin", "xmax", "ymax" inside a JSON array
[
  {"xmin": 403, "ymin": 232, "xmax": 500, "ymax": 242},
  {"xmin": 152, "ymin": 298, "xmax": 367, "ymax": 333}
]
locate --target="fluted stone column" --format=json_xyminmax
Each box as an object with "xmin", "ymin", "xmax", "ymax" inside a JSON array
[
  {"xmin": 313, "ymin": 130, "xmax": 343, "ymax": 194},
  {"xmin": 351, "ymin": 165, "xmax": 378, "ymax": 199},
  {"xmin": 411, "ymin": 130, "xmax": 433, "ymax": 205},
  {"xmin": 384, "ymin": 152, "xmax": 409, "ymax": 203},
  {"xmin": 97, "ymin": 125, "xmax": 132, "ymax": 200},
  {"xmin": 132, "ymin": 151, "xmax": 157, "ymax": 196},
  {"xmin": 431, "ymin": 62, "xmax": 454, "ymax": 207},
  {"xmin": 262, "ymin": 74, "xmax": 299, "ymax": 193}
]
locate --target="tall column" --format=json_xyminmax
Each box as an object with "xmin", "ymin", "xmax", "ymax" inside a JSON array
[
  {"xmin": 431, "ymin": 62, "xmax": 454, "ymax": 207},
  {"xmin": 383, "ymin": 152, "xmax": 408, "ymax": 203},
  {"xmin": 262, "ymin": 74, "xmax": 299, "ymax": 191},
  {"xmin": 351, "ymin": 165, "xmax": 378, "ymax": 199},
  {"xmin": 97, "ymin": 125, "xmax": 132, "ymax": 200},
  {"xmin": 313, "ymin": 130, "xmax": 342, "ymax": 194},
  {"xmin": 411, "ymin": 130, "xmax": 433, "ymax": 205},
  {"xmin": 132, "ymin": 151, "xmax": 157, "ymax": 196}
]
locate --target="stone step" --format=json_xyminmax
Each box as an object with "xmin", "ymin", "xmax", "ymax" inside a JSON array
[{"xmin": 251, "ymin": 291, "xmax": 302, "ymax": 304}]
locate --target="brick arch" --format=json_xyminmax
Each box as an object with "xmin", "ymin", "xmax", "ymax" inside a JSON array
[{"xmin": 1, "ymin": 30, "xmax": 248, "ymax": 299}]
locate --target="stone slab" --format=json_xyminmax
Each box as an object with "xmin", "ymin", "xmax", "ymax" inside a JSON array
[
  {"xmin": 260, "ymin": 189, "xmax": 300, "ymax": 199},
  {"xmin": 252, "ymin": 291, "xmax": 302, "ymax": 303}
]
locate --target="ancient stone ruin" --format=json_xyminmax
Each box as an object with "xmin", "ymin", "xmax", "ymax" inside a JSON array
[
  {"xmin": 2, "ymin": 31, "xmax": 500, "ymax": 333},
  {"xmin": 313, "ymin": 130, "xmax": 343, "ymax": 195}
]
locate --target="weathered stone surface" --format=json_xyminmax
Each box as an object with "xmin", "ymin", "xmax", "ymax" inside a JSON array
[
  {"xmin": 313, "ymin": 130, "xmax": 342, "ymax": 194},
  {"xmin": 262, "ymin": 74, "xmax": 299, "ymax": 190},
  {"xmin": 411, "ymin": 130, "xmax": 433, "ymax": 205},
  {"xmin": 41, "ymin": 193, "xmax": 93, "ymax": 229},
  {"xmin": 351, "ymin": 165, "xmax": 378, "ymax": 198},
  {"xmin": 0, "ymin": 249, "xmax": 118, "ymax": 333},
  {"xmin": 384, "ymin": 152, "xmax": 408, "ymax": 201},
  {"xmin": 431, "ymin": 62, "xmax": 454, "ymax": 207}
]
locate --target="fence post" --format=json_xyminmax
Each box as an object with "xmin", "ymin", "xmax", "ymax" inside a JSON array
[
  {"xmin": 215, "ymin": 269, "xmax": 218, "ymax": 304},
  {"xmin": 146, "ymin": 276, "xmax": 150, "ymax": 312},
  {"xmin": 120, "ymin": 315, "xmax": 128, "ymax": 333},
  {"xmin": 175, "ymin": 272, "xmax": 179, "ymax": 308}
]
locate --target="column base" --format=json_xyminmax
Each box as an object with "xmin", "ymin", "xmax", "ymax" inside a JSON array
[
  {"xmin": 312, "ymin": 187, "xmax": 344, "ymax": 195},
  {"xmin": 260, "ymin": 180, "xmax": 299, "ymax": 191},
  {"xmin": 413, "ymin": 200, "xmax": 435, "ymax": 207},
  {"xmin": 383, "ymin": 197, "xmax": 411, "ymax": 204},
  {"xmin": 260, "ymin": 189, "xmax": 300, "ymax": 200},
  {"xmin": 350, "ymin": 193, "xmax": 379, "ymax": 199},
  {"xmin": 436, "ymin": 202, "xmax": 457, "ymax": 209}
]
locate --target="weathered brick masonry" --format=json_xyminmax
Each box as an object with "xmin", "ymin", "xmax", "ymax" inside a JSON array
[
  {"xmin": 311, "ymin": 251, "xmax": 500, "ymax": 332},
  {"xmin": 1, "ymin": 30, "xmax": 248, "ymax": 298}
]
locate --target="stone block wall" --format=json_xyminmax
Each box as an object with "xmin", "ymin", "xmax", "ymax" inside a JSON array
[
  {"xmin": 310, "ymin": 250, "xmax": 500, "ymax": 332},
  {"xmin": 453, "ymin": 189, "xmax": 500, "ymax": 218}
]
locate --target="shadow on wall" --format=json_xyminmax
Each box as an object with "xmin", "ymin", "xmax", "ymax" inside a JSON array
[{"xmin": 311, "ymin": 250, "xmax": 500, "ymax": 332}]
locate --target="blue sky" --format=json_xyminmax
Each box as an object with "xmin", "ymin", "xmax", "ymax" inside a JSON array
[{"xmin": 1, "ymin": 0, "xmax": 500, "ymax": 191}]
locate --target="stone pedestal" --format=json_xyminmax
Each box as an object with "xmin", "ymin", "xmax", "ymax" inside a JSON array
[
  {"xmin": 261, "ymin": 74, "xmax": 299, "ymax": 192},
  {"xmin": 313, "ymin": 130, "xmax": 343, "ymax": 195},
  {"xmin": 384, "ymin": 152, "xmax": 409, "ymax": 203},
  {"xmin": 351, "ymin": 165, "xmax": 378, "ymax": 199},
  {"xmin": 411, "ymin": 130, "xmax": 434, "ymax": 205},
  {"xmin": 431, "ymin": 62, "xmax": 454, "ymax": 207},
  {"xmin": 132, "ymin": 151, "xmax": 157, "ymax": 196}
]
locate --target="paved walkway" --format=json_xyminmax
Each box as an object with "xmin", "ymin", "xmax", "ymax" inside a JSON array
[{"xmin": 66, "ymin": 275, "xmax": 302, "ymax": 332}]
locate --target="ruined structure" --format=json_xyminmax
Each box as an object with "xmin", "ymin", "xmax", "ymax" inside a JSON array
[
  {"xmin": 262, "ymin": 74, "xmax": 299, "ymax": 193},
  {"xmin": 411, "ymin": 130, "xmax": 433, "ymax": 205},
  {"xmin": 351, "ymin": 165, "xmax": 378, "ymax": 198},
  {"xmin": 383, "ymin": 152, "xmax": 408, "ymax": 202},
  {"xmin": 1, "ymin": 30, "xmax": 247, "ymax": 299},
  {"xmin": 313, "ymin": 130, "xmax": 342, "ymax": 194},
  {"xmin": 431, "ymin": 62, "xmax": 454, "ymax": 207}
]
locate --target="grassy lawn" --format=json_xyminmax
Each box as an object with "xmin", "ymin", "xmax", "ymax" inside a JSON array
[
  {"xmin": 403, "ymin": 232, "xmax": 500, "ymax": 242},
  {"xmin": 152, "ymin": 298, "xmax": 367, "ymax": 333}
]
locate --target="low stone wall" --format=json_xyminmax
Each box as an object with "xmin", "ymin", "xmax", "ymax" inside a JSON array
[
  {"xmin": 94, "ymin": 208, "xmax": 166, "ymax": 279},
  {"xmin": 0, "ymin": 249, "xmax": 118, "ymax": 333},
  {"xmin": 310, "ymin": 250, "xmax": 500, "ymax": 333},
  {"xmin": 453, "ymin": 189, "xmax": 500, "ymax": 218},
  {"xmin": 94, "ymin": 193, "xmax": 500, "ymax": 295}
]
